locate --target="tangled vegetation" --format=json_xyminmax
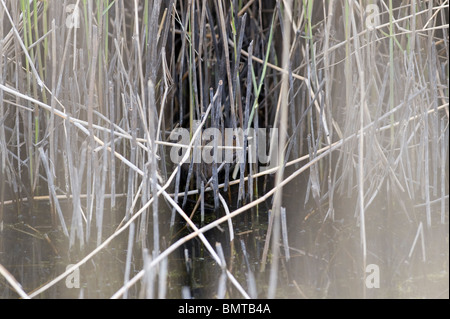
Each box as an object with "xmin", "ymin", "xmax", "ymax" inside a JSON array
[{"xmin": 0, "ymin": 0, "xmax": 448, "ymax": 298}]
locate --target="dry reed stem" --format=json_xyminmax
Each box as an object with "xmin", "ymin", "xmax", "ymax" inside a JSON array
[{"xmin": 0, "ymin": 263, "xmax": 30, "ymax": 299}]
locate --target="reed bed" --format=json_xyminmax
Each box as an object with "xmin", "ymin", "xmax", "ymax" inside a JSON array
[{"xmin": 0, "ymin": 0, "xmax": 448, "ymax": 299}]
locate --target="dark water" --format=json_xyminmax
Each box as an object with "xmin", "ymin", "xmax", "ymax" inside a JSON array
[
  {"xmin": 0, "ymin": 179, "xmax": 271, "ymax": 298},
  {"xmin": 0, "ymin": 172, "xmax": 448, "ymax": 298}
]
